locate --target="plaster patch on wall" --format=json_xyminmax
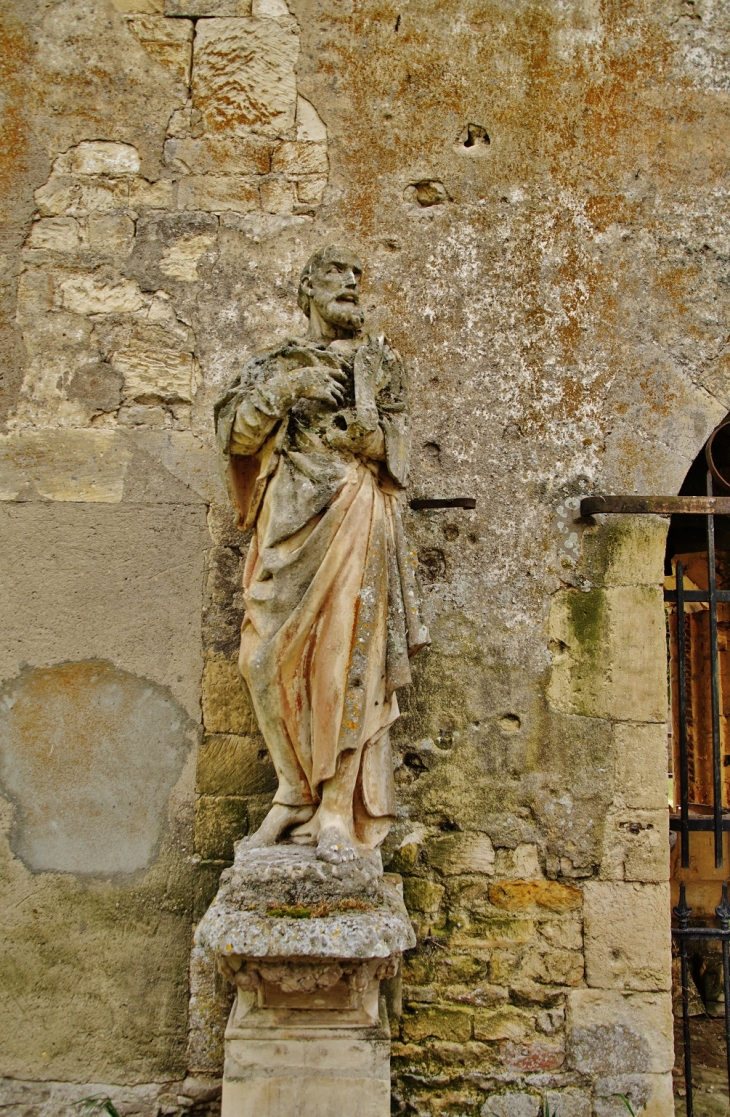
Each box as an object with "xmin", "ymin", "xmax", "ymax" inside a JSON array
[{"xmin": 0, "ymin": 661, "xmax": 196, "ymax": 875}]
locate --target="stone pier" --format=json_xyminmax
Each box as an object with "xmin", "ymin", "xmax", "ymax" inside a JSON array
[{"xmin": 195, "ymin": 846, "xmax": 415, "ymax": 1117}]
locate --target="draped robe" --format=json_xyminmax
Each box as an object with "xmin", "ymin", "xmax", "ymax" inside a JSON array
[{"xmin": 215, "ymin": 334, "xmax": 428, "ymax": 847}]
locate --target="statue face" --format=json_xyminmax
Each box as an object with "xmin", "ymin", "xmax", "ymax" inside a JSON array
[{"xmin": 308, "ymin": 248, "xmax": 364, "ymax": 333}]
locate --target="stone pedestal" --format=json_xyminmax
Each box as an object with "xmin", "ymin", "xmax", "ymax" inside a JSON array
[{"xmin": 195, "ymin": 845, "xmax": 415, "ymax": 1117}]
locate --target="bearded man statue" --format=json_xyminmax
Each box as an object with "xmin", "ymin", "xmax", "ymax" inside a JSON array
[{"xmin": 214, "ymin": 244, "xmax": 428, "ymax": 865}]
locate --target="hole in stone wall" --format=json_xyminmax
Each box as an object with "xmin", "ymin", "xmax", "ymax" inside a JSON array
[
  {"xmin": 403, "ymin": 751, "xmax": 427, "ymax": 771},
  {"xmin": 457, "ymin": 123, "xmax": 491, "ymax": 152},
  {"xmin": 395, "ymin": 14, "xmax": 401, "ymax": 30},
  {"xmin": 332, "ymin": 414, "xmax": 348, "ymax": 430},
  {"xmin": 499, "ymin": 714, "xmax": 521, "ymax": 733},
  {"xmin": 423, "ymin": 441, "xmax": 441, "ymax": 464},
  {"xmin": 418, "ymin": 547, "xmax": 447, "ymax": 583},
  {"xmin": 437, "ymin": 727, "xmax": 454, "ymax": 749},
  {"xmin": 443, "ymin": 523, "xmax": 459, "ymax": 541}
]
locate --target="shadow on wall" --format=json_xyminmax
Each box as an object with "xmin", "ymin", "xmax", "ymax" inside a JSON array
[{"xmin": 0, "ymin": 660, "xmax": 196, "ymax": 876}]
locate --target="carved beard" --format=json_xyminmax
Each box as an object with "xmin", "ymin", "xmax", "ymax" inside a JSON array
[{"xmin": 319, "ymin": 297, "xmax": 364, "ymax": 333}]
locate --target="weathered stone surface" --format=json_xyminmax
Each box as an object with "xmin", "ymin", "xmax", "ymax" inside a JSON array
[
  {"xmin": 613, "ymin": 722, "xmax": 669, "ymax": 812},
  {"xmin": 196, "ymin": 845, "xmax": 416, "ymax": 959},
  {"xmin": 124, "ymin": 16, "xmax": 194, "ymax": 85},
  {"xmin": 489, "ymin": 880, "xmax": 582, "ymax": 912},
  {"xmin": 594, "ymin": 1074, "xmax": 676, "ymax": 1117},
  {"xmin": 583, "ymin": 882, "xmax": 672, "ymax": 991},
  {"xmin": 177, "ymin": 175, "xmax": 259, "ymax": 213},
  {"xmin": 195, "ymin": 795, "xmax": 249, "ymax": 860},
  {"xmin": 427, "ymin": 831, "xmax": 496, "ymax": 875},
  {"xmin": 165, "ymin": 134, "xmax": 272, "ymax": 175},
  {"xmin": 5, "ymin": 0, "xmax": 725, "ymax": 1102},
  {"xmin": 473, "ymin": 1006, "xmax": 534, "ymax": 1041},
  {"xmin": 196, "ymin": 734, "xmax": 274, "ymax": 796},
  {"xmin": 599, "ymin": 809, "xmax": 670, "ymax": 883},
  {"xmin": 481, "ymin": 1095, "xmax": 540, "ymax": 1117},
  {"xmin": 401, "ymin": 1004, "xmax": 472, "ymax": 1043},
  {"xmin": 567, "ymin": 990, "xmax": 674, "ymax": 1075},
  {"xmin": 548, "ymin": 587, "xmax": 667, "ymax": 722},
  {"xmin": 192, "ymin": 18, "xmax": 299, "ymax": 139},
  {"xmin": 201, "ymin": 656, "xmax": 258, "ymax": 735}
]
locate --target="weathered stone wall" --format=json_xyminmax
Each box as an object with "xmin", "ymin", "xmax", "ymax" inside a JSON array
[{"xmin": 2, "ymin": 0, "xmax": 730, "ymax": 1113}]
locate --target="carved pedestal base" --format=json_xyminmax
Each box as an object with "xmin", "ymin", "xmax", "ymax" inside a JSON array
[
  {"xmin": 222, "ymin": 987, "xmax": 391, "ymax": 1117},
  {"xmin": 196, "ymin": 845, "xmax": 415, "ymax": 1117}
]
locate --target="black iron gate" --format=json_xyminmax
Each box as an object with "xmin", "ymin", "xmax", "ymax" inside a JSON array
[{"xmin": 581, "ymin": 488, "xmax": 730, "ymax": 1115}]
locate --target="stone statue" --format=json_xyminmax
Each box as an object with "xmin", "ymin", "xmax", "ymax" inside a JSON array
[{"xmin": 215, "ymin": 244, "xmax": 428, "ymax": 866}]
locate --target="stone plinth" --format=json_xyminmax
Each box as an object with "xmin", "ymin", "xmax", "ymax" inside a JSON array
[{"xmin": 195, "ymin": 845, "xmax": 415, "ymax": 1117}]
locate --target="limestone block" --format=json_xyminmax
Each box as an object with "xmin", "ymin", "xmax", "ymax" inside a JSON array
[
  {"xmin": 520, "ymin": 946, "xmax": 584, "ymax": 986},
  {"xmin": 581, "ymin": 515, "xmax": 668, "ymax": 588},
  {"xmin": 252, "ymin": 0, "xmax": 290, "ymax": 16},
  {"xmin": 614, "ymin": 722, "xmax": 668, "ymax": 811},
  {"xmin": 223, "ymin": 1025, "xmax": 390, "ymax": 1117},
  {"xmin": 271, "ymin": 140, "xmax": 329, "ymax": 175},
  {"xmin": 599, "ymin": 809, "xmax": 670, "ymax": 883},
  {"xmin": 34, "ymin": 175, "xmax": 77, "ymax": 217},
  {"xmin": 401, "ymin": 1004, "xmax": 472, "ymax": 1042},
  {"xmin": 402, "ymin": 876, "xmax": 445, "ymax": 913},
  {"xmin": 159, "ymin": 233, "xmax": 218, "ymax": 282},
  {"xmin": 260, "ymin": 178, "xmax": 297, "ymax": 214},
  {"xmin": 584, "ymin": 882, "xmax": 671, "ymax": 991},
  {"xmin": 165, "ymin": 134, "xmax": 272, "ymax": 174},
  {"xmin": 27, "ymin": 217, "xmax": 81, "ymax": 252},
  {"xmin": 458, "ymin": 914, "xmax": 535, "ymax": 948},
  {"xmin": 74, "ymin": 179, "xmax": 131, "ymax": 215},
  {"xmin": 481, "ymin": 1095, "xmax": 540, "ymax": 1117},
  {"xmin": 192, "ymin": 18, "xmax": 299, "ymax": 138},
  {"xmin": 488, "ymin": 880, "xmax": 582, "ymax": 912},
  {"xmin": 195, "ymin": 795, "xmax": 249, "ymax": 860},
  {"xmin": 493, "ymin": 843, "xmax": 543, "ymax": 879},
  {"xmin": 427, "ymin": 831, "xmax": 495, "ymax": 875},
  {"xmin": 538, "ymin": 918, "xmax": 583, "ymax": 954},
  {"xmin": 112, "ymin": 0, "xmax": 164, "ymax": 10},
  {"xmin": 196, "ymin": 734, "xmax": 275, "ymax": 796},
  {"xmin": 88, "ymin": 214, "xmax": 136, "ymax": 255},
  {"xmin": 593, "ymin": 1073, "xmax": 675, "ymax": 1117},
  {"xmin": 548, "ymin": 586, "xmax": 667, "ymax": 723},
  {"xmin": 59, "ymin": 275, "xmax": 148, "ymax": 315},
  {"xmin": 296, "ymin": 94, "xmax": 327, "ymax": 141},
  {"xmin": 112, "ymin": 344, "xmax": 196, "ymax": 402},
  {"xmin": 567, "ymin": 990, "xmax": 674, "ymax": 1074},
  {"xmin": 129, "ymin": 177, "xmax": 175, "ymax": 209},
  {"xmin": 473, "ymin": 1006, "xmax": 533, "ymax": 1041},
  {"xmin": 297, "ymin": 177, "xmax": 327, "ymax": 204},
  {"xmin": 166, "ymin": 0, "xmax": 250, "ymax": 13},
  {"xmin": 177, "ymin": 175, "xmax": 259, "ymax": 213},
  {"xmin": 125, "ymin": 16, "xmax": 194, "ymax": 85},
  {"xmin": 541, "ymin": 1089, "xmax": 590, "ymax": 1117},
  {"xmin": 70, "ymin": 141, "xmax": 141, "ymax": 176},
  {"xmin": 202, "ymin": 656, "xmax": 259, "ymax": 734}
]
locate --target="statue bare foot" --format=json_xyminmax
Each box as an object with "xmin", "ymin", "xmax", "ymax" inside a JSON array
[
  {"xmin": 316, "ymin": 822, "xmax": 359, "ymax": 864},
  {"xmin": 238, "ymin": 804, "xmax": 314, "ymax": 850}
]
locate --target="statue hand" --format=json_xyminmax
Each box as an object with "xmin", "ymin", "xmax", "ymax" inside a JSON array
[{"xmin": 289, "ymin": 362, "xmax": 348, "ymax": 408}]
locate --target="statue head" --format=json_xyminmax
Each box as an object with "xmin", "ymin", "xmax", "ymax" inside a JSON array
[{"xmin": 298, "ymin": 244, "xmax": 364, "ymax": 339}]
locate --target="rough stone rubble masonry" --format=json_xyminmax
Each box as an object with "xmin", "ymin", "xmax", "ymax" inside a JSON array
[{"xmin": 1, "ymin": 0, "xmax": 730, "ymax": 1114}]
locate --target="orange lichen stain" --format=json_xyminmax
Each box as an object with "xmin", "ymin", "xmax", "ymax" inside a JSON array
[
  {"xmin": 0, "ymin": 10, "xmax": 32, "ymax": 222},
  {"xmin": 489, "ymin": 879, "xmax": 582, "ymax": 913}
]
